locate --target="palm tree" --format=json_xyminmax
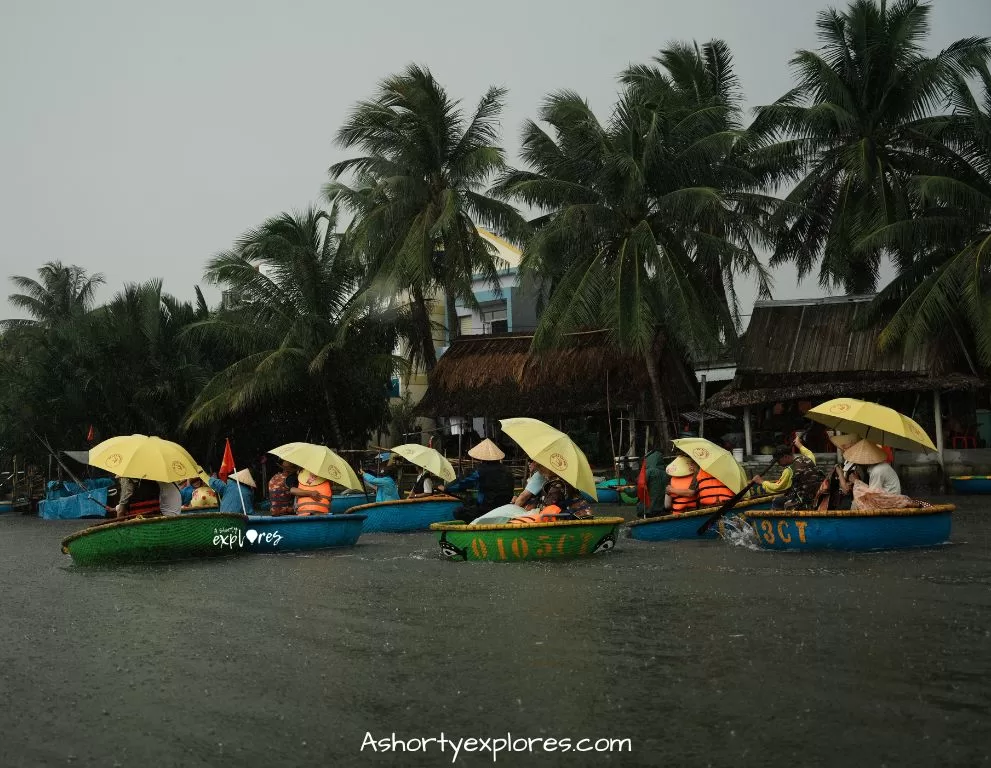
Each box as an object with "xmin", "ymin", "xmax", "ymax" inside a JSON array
[
  {"xmin": 325, "ymin": 65, "xmax": 525, "ymax": 370},
  {"xmin": 2, "ymin": 262, "xmax": 104, "ymax": 330},
  {"xmin": 495, "ymin": 42, "xmax": 774, "ymax": 445},
  {"xmin": 184, "ymin": 207, "xmax": 398, "ymax": 446},
  {"xmin": 866, "ymin": 68, "xmax": 991, "ymax": 366},
  {"xmin": 752, "ymin": 0, "xmax": 990, "ymax": 293}
]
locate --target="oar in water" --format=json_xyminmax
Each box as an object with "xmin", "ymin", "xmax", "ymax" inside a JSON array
[{"xmin": 696, "ymin": 456, "xmax": 780, "ymax": 536}]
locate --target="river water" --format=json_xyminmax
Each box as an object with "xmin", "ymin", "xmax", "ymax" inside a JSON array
[{"xmin": 1, "ymin": 497, "xmax": 989, "ymax": 767}]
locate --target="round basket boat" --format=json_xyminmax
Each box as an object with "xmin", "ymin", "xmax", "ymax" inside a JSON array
[
  {"xmin": 430, "ymin": 516, "xmax": 625, "ymax": 562},
  {"xmin": 61, "ymin": 512, "xmax": 248, "ymax": 565},
  {"xmin": 627, "ymin": 495, "xmax": 779, "ymax": 541},
  {"xmin": 348, "ymin": 494, "xmax": 464, "ymax": 533},
  {"xmin": 0, "ymin": 500, "xmax": 13, "ymax": 514},
  {"xmin": 949, "ymin": 476, "xmax": 991, "ymax": 494},
  {"xmin": 244, "ymin": 513, "xmax": 366, "ymax": 552},
  {"xmin": 740, "ymin": 505, "xmax": 954, "ymax": 551}
]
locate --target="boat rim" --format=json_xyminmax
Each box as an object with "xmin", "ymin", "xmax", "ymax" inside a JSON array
[
  {"xmin": 431, "ymin": 516, "xmax": 625, "ymax": 532},
  {"xmin": 742, "ymin": 504, "xmax": 955, "ymax": 519},
  {"xmin": 628, "ymin": 495, "xmax": 780, "ymax": 526},
  {"xmin": 348, "ymin": 494, "xmax": 461, "ymax": 513},
  {"xmin": 246, "ymin": 513, "xmax": 367, "ymax": 524}
]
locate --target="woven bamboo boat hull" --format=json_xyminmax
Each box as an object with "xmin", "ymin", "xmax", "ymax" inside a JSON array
[
  {"xmin": 245, "ymin": 513, "xmax": 366, "ymax": 552},
  {"xmin": 431, "ymin": 516, "xmax": 624, "ymax": 562},
  {"xmin": 741, "ymin": 505, "xmax": 954, "ymax": 551},
  {"xmin": 348, "ymin": 495, "xmax": 464, "ymax": 533},
  {"xmin": 61, "ymin": 512, "xmax": 247, "ymax": 565},
  {"xmin": 332, "ymin": 493, "xmax": 372, "ymax": 513},
  {"xmin": 950, "ymin": 476, "xmax": 991, "ymax": 494},
  {"xmin": 627, "ymin": 496, "xmax": 779, "ymax": 541}
]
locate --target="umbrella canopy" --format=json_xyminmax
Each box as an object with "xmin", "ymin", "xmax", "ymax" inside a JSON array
[
  {"xmin": 672, "ymin": 437, "xmax": 747, "ymax": 493},
  {"xmin": 499, "ymin": 417, "xmax": 597, "ymax": 501},
  {"xmin": 88, "ymin": 435, "xmax": 209, "ymax": 483},
  {"xmin": 269, "ymin": 442, "xmax": 363, "ymax": 491},
  {"xmin": 389, "ymin": 444, "xmax": 456, "ymax": 483},
  {"xmin": 806, "ymin": 398, "xmax": 936, "ymax": 452}
]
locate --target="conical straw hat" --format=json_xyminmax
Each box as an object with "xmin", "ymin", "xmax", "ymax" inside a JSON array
[
  {"xmin": 842, "ymin": 439, "xmax": 887, "ymax": 465},
  {"xmin": 467, "ymin": 438, "xmax": 505, "ymax": 461},
  {"xmin": 665, "ymin": 456, "xmax": 695, "ymax": 477},
  {"xmin": 231, "ymin": 468, "xmax": 256, "ymax": 488},
  {"xmin": 828, "ymin": 432, "xmax": 859, "ymax": 449}
]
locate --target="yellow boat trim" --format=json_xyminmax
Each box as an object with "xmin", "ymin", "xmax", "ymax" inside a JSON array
[
  {"xmin": 348, "ymin": 494, "xmax": 461, "ymax": 513},
  {"xmin": 743, "ymin": 504, "xmax": 955, "ymax": 520},
  {"xmin": 627, "ymin": 495, "xmax": 782, "ymax": 526},
  {"xmin": 431, "ymin": 516, "xmax": 624, "ymax": 532},
  {"xmin": 950, "ymin": 475, "xmax": 991, "ymax": 481}
]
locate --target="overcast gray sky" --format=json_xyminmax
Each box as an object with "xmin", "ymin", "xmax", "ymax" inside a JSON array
[{"xmin": 2, "ymin": 0, "xmax": 988, "ymax": 325}]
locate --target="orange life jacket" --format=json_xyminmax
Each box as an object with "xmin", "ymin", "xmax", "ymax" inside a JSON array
[
  {"xmin": 669, "ymin": 474, "xmax": 698, "ymax": 514},
  {"xmin": 295, "ymin": 474, "xmax": 332, "ymax": 516},
  {"xmin": 696, "ymin": 470, "xmax": 734, "ymax": 507}
]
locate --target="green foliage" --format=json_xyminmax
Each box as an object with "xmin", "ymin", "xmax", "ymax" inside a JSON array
[{"xmin": 752, "ymin": 0, "xmax": 991, "ymax": 293}]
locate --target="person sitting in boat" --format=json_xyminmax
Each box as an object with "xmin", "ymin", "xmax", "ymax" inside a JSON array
[
  {"xmin": 116, "ymin": 477, "xmax": 161, "ymax": 518},
  {"xmin": 158, "ymin": 481, "xmax": 182, "ymax": 516},
  {"xmin": 843, "ymin": 439, "xmax": 902, "ymax": 497},
  {"xmin": 267, "ymin": 459, "xmax": 298, "ymax": 516},
  {"xmin": 291, "ymin": 469, "xmax": 332, "ymax": 515},
  {"xmin": 208, "ymin": 469, "xmax": 256, "ymax": 513},
  {"xmin": 763, "ymin": 439, "xmax": 824, "ymax": 510},
  {"xmin": 826, "ymin": 433, "xmax": 864, "ymax": 510},
  {"xmin": 361, "ymin": 465, "xmax": 401, "ymax": 503},
  {"xmin": 753, "ymin": 435, "xmax": 816, "ymax": 496},
  {"xmin": 409, "ymin": 468, "xmax": 443, "ymax": 498},
  {"xmin": 664, "ymin": 456, "xmax": 699, "ymax": 514},
  {"xmin": 445, "ymin": 439, "xmax": 515, "ymax": 516},
  {"xmin": 695, "ymin": 465, "xmax": 736, "ymax": 508},
  {"xmin": 511, "ymin": 460, "xmax": 545, "ymax": 510},
  {"xmin": 533, "ymin": 470, "xmax": 594, "ymax": 520},
  {"xmin": 180, "ymin": 476, "xmax": 220, "ymax": 509}
]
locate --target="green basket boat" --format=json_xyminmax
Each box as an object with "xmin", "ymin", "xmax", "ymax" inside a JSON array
[
  {"xmin": 61, "ymin": 512, "xmax": 248, "ymax": 566},
  {"xmin": 430, "ymin": 516, "xmax": 625, "ymax": 562}
]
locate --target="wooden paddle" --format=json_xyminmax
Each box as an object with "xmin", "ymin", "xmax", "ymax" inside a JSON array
[{"xmin": 696, "ymin": 455, "xmax": 780, "ymax": 536}]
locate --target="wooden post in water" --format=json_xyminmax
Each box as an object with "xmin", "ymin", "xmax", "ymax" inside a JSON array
[
  {"xmin": 933, "ymin": 390, "xmax": 944, "ymax": 465},
  {"xmin": 743, "ymin": 406, "xmax": 753, "ymax": 459}
]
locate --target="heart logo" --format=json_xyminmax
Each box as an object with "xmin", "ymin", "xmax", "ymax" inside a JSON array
[{"xmin": 245, "ymin": 529, "xmax": 258, "ymax": 544}]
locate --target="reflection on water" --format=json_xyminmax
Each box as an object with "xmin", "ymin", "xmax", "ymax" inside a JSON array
[{"xmin": 1, "ymin": 495, "xmax": 989, "ymax": 767}]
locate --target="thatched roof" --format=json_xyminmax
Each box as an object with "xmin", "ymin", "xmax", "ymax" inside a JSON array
[
  {"xmin": 709, "ymin": 296, "xmax": 986, "ymax": 409},
  {"xmin": 417, "ymin": 330, "xmax": 698, "ymax": 417}
]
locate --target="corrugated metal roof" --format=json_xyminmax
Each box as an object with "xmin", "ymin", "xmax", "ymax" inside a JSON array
[{"xmin": 738, "ymin": 296, "xmax": 940, "ymax": 376}]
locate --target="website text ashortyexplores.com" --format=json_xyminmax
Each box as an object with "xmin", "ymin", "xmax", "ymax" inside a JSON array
[{"xmin": 361, "ymin": 732, "xmax": 632, "ymax": 763}]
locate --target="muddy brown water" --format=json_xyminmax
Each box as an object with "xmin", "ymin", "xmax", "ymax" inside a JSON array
[{"xmin": 1, "ymin": 498, "xmax": 989, "ymax": 767}]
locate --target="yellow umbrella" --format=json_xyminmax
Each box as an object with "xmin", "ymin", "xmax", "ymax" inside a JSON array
[
  {"xmin": 269, "ymin": 442, "xmax": 363, "ymax": 491},
  {"xmin": 499, "ymin": 417, "xmax": 597, "ymax": 501},
  {"xmin": 88, "ymin": 434, "xmax": 209, "ymax": 482},
  {"xmin": 389, "ymin": 444, "xmax": 456, "ymax": 483},
  {"xmin": 672, "ymin": 437, "xmax": 747, "ymax": 493},
  {"xmin": 806, "ymin": 398, "xmax": 936, "ymax": 452}
]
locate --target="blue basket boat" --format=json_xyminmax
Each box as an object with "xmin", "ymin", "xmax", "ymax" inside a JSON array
[
  {"xmin": 244, "ymin": 513, "xmax": 366, "ymax": 552},
  {"xmin": 332, "ymin": 492, "xmax": 373, "ymax": 513},
  {"xmin": 348, "ymin": 494, "xmax": 465, "ymax": 533},
  {"xmin": 949, "ymin": 476, "xmax": 991, "ymax": 494},
  {"xmin": 0, "ymin": 500, "xmax": 12, "ymax": 514},
  {"xmin": 627, "ymin": 495, "xmax": 779, "ymax": 541},
  {"xmin": 740, "ymin": 505, "xmax": 954, "ymax": 551}
]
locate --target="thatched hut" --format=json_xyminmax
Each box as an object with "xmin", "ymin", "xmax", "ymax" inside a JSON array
[
  {"xmin": 708, "ymin": 296, "xmax": 989, "ymax": 459},
  {"xmin": 416, "ymin": 329, "xmax": 698, "ymax": 463}
]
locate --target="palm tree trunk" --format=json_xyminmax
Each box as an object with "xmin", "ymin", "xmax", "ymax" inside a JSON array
[
  {"xmin": 445, "ymin": 289, "xmax": 459, "ymax": 344},
  {"xmin": 643, "ymin": 347, "xmax": 672, "ymax": 449},
  {"xmin": 411, "ymin": 285, "xmax": 437, "ymax": 372}
]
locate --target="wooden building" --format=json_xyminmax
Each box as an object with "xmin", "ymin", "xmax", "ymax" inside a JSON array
[{"xmin": 708, "ymin": 296, "xmax": 988, "ymax": 461}]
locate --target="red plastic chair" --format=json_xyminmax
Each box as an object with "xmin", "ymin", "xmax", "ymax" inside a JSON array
[{"xmin": 951, "ymin": 427, "xmax": 977, "ymax": 449}]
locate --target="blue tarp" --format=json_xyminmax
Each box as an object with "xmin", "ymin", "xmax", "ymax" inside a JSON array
[{"xmin": 39, "ymin": 479, "xmax": 113, "ymax": 520}]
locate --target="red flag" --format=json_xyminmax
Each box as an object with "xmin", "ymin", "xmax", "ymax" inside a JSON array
[
  {"xmin": 219, "ymin": 438, "xmax": 235, "ymax": 482},
  {"xmin": 86, "ymin": 425, "xmax": 95, "ymax": 442}
]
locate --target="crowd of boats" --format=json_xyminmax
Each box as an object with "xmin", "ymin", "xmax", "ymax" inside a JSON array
[{"xmin": 1, "ymin": 398, "xmax": 985, "ymax": 566}]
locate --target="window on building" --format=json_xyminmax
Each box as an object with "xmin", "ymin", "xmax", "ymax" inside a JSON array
[
  {"xmin": 480, "ymin": 302, "xmax": 508, "ymax": 334},
  {"xmin": 458, "ymin": 315, "xmax": 473, "ymax": 336}
]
